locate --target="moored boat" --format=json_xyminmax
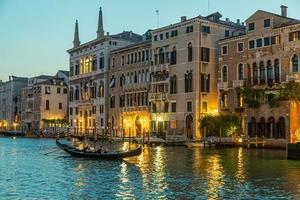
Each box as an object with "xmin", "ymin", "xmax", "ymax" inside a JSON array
[{"xmin": 56, "ymin": 139, "xmax": 142, "ymax": 159}]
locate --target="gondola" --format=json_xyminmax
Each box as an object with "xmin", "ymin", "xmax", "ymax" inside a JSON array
[{"xmin": 56, "ymin": 139, "xmax": 142, "ymax": 159}]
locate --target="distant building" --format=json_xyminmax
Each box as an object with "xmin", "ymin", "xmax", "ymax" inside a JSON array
[
  {"xmin": 67, "ymin": 7, "xmax": 144, "ymax": 135},
  {"xmin": 109, "ymin": 39, "xmax": 151, "ymax": 138},
  {"xmin": 149, "ymin": 13, "xmax": 244, "ymax": 141},
  {"xmin": 0, "ymin": 76, "xmax": 28, "ymax": 130},
  {"xmin": 218, "ymin": 5, "xmax": 300, "ymax": 146},
  {"xmin": 20, "ymin": 72, "xmax": 69, "ymax": 133}
]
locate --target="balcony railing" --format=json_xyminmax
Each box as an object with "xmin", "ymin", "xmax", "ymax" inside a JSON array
[
  {"xmin": 150, "ymin": 63, "xmax": 170, "ymax": 73},
  {"xmin": 122, "ymin": 82, "xmax": 149, "ymax": 92},
  {"xmin": 232, "ymin": 80, "xmax": 245, "ymax": 88},
  {"xmin": 149, "ymin": 93, "xmax": 167, "ymax": 102},
  {"xmin": 122, "ymin": 106, "xmax": 148, "ymax": 113},
  {"xmin": 217, "ymin": 82, "xmax": 228, "ymax": 91}
]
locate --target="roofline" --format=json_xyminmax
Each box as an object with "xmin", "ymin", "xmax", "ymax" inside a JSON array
[{"xmin": 110, "ymin": 40, "xmax": 151, "ymax": 54}]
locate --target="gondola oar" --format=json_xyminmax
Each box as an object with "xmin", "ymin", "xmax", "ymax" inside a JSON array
[{"xmin": 44, "ymin": 148, "xmax": 60, "ymax": 155}]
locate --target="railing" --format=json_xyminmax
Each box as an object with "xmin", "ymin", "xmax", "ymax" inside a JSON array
[
  {"xmin": 149, "ymin": 93, "xmax": 167, "ymax": 101},
  {"xmin": 150, "ymin": 63, "xmax": 170, "ymax": 73},
  {"xmin": 122, "ymin": 82, "xmax": 149, "ymax": 92},
  {"xmin": 217, "ymin": 82, "xmax": 228, "ymax": 91},
  {"xmin": 232, "ymin": 80, "xmax": 245, "ymax": 88}
]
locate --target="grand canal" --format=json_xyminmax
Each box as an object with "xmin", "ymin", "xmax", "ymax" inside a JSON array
[{"xmin": 0, "ymin": 138, "xmax": 300, "ymax": 199}]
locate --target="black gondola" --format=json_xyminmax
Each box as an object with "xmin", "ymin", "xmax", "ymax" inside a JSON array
[{"xmin": 56, "ymin": 139, "xmax": 142, "ymax": 159}]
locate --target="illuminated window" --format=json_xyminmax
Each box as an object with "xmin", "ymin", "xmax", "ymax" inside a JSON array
[
  {"xmin": 99, "ymin": 81, "xmax": 104, "ymax": 97},
  {"xmin": 271, "ymin": 35, "xmax": 281, "ymax": 45}
]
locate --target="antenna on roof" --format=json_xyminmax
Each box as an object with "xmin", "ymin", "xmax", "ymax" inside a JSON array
[{"xmin": 156, "ymin": 10, "xmax": 159, "ymax": 28}]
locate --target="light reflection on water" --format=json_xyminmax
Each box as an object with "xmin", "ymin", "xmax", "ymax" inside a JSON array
[{"xmin": 0, "ymin": 138, "xmax": 300, "ymax": 199}]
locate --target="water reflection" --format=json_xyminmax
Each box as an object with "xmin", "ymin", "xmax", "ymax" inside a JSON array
[
  {"xmin": 206, "ymin": 154, "xmax": 224, "ymax": 200},
  {"xmin": 236, "ymin": 147, "xmax": 245, "ymax": 182}
]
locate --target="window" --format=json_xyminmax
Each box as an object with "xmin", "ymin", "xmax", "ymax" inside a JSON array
[
  {"xmin": 99, "ymin": 81, "xmax": 104, "ymax": 97},
  {"xmin": 201, "ymin": 26, "xmax": 210, "ymax": 33},
  {"xmin": 185, "ymin": 71, "xmax": 193, "ymax": 93},
  {"xmin": 202, "ymin": 102, "xmax": 208, "ymax": 113},
  {"xmin": 289, "ymin": 31, "xmax": 300, "ymax": 42},
  {"xmin": 237, "ymin": 42, "xmax": 244, "ymax": 52},
  {"xmin": 253, "ymin": 63, "xmax": 258, "ymax": 85},
  {"xmin": 222, "ymin": 66, "xmax": 228, "ymax": 82},
  {"xmin": 160, "ymin": 34, "xmax": 163, "ymax": 40},
  {"xmin": 63, "ymin": 88, "xmax": 67, "ymax": 94},
  {"xmin": 69, "ymin": 87, "xmax": 74, "ymax": 102},
  {"xmin": 165, "ymin": 32, "xmax": 169, "ymax": 39},
  {"xmin": 237, "ymin": 93, "xmax": 243, "ymax": 107},
  {"xmin": 221, "ymin": 45, "xmax": 228, "ymax": 55},
  {"xmin": 171, "ymin": 102, "xmax": 176, "ymax": 112},
  {"xmin": 142, "ymin": 51, "xmax": 145, "ymax": 61},
  {"xmin": 264, "ymin": 37, "xmax": 270, "ymax": 46},
  {"xmin": 248, "ymin": 22, "xmax": 255, "ymax": 31},
  {"xmin": 110, "ymin": 96, "xmax": 115, "ymax": 108},
  {"xmin": 152, "ymin": 103, "xmax": 157, "ymax": 113},
  {"xmin": 59, "ymin": 103, "xmax": 62, "ymax": 110},
  {"xmin": 186, "ymin": 25, "xmax": 194, "ymax": 33},
  {"xmin": 170, "ymin": 46, "xmax": 177, "ymax": 65},
  {"xmin": 259, "ymin": 62, "xmax": 266, "ymax": 84},
  {"xmin": 170, "ymin": 75, "xmax": 177, "ymax": 94},
  {"xmin": 164, "ymin": 102, "xmax": 169, "ymax": 113},
  {"xmin": 292, "ymin": 55, "xmax": 299, "ymax": 73},
  {"xmin": 127, "ymin": 54, "xmax": 130, "ymax": 64},
  {"xmin": 238, "ymin": 64, "xmax": 244, "ymax": 80},
  {"xmin": 121, "ymin": 56, "xmax": 125, "ymax": 66},
  {"xmin": 99, "ymin": 105, "xmax": 104, "ymax": 113},
  {"xmin": 46, "ymin": 100, "xmax": 50, "ymax": 110},
  {"xmin": 274, "ymin": 59, "xmax": 280, "ymax": 83},
  {"xmin": 187, "ymin": 101, "xmax": 192, "ymax": 112},
  {"xmin": 70, "ymin": 107, "xmax": 73, "ymax": 115},
  {"xmin": 99, "ymin": 57, "xmax": 104, "ymax": 69},
  {"xmin": 158, "ymin": 48, "xmax": 165, "ymax": 64},
  {"xmin": 201, "ymin": 73, "xmax": 210, "ymax": 92},
  {"xmin": 57, "ymin": 88, "xmax": 61, "ymax": 94},
  {"xmin": 264, "ymin": 19, "xmax": 270, "ymax": 28},
  {"xmin": 45, "ymin": 86, "xmax": 51, "ymax": 94},
  {"xmin": 171, "ymin": 30, "xmax": 178, "ymax": 37},
  {"xmin": 111, "ymin": 57, "xmax": 115, "ymax": 68},
  {"xmin": 249, "ymin": 40, "xmax": 255, "ymax": 49},
  {"xmin": 221, "ymin": 94, "xmax": 228, "ymax": 108},
  {"xmin": 188, "ymin": 43, "xmax": 193, "ymax": 62},
  {"xmin": 201, "ymin": 47, "xmax": 210, "ymax": 62},
  {"xmin": 75, "ymin": 107, "xmax": 79, "ymax": 115},
  {"xmin": 92, "ymin": 56, "xmax": 97, "ymax": 71},
  {"xmin": 271, "ymin": 35, "xmax": 281, "ymax": 45},
  {"xmin": 225, "ymin": 30, "xmax": 230, "ymax": 37},
  {"xmin": 267, "ymin": 60, "xmax": 273, "ymax": 83},
  {"xmin": 110, "ymin": 76, "xmax": 115, "ymax": 88},
  {"xmin": 256, "ymin": 38, "xmax": 262, "ymax": 48},
  {"xmin": 154, "ymin": 35, "xmax": 158, "ymax": 41}
]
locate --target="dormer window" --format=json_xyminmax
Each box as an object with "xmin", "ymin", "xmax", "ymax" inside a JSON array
[
  {"xmin": 264, "ymin": 19, "xmax": 271, "ymax": 28},
  {"xmin": 248, "ymin": 22, "xmax": 255, "ymax": 31}
]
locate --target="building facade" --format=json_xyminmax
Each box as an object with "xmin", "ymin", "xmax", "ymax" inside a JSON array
[
  {"xmin": 149, "ymin": 13, "xmax": 244, "ymax": 141},
  {"xmin": 67, "ymin": 7, "xmax": 143, "ymax": 135},
  {"xmin": 218, "ymin": 6, "xmax": 300, "ymax": 146},
  {"xmin": 21, "ymin": 73, "xmax": 68, "ymax": 133},
  {"xmin": 109, "ymin": 39, "xmax": 151, "ymax": 138},
  {"xmin": 0, "ymin": 76, "xmax": 28, "ymax": 130}
]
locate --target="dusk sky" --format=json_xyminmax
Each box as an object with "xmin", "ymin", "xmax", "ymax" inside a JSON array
[{"xmin": 0, "ymin": 0, "xmax": 299, "ymax": 81}]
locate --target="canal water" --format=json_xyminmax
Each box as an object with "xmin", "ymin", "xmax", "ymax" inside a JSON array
[{"xmin": 0, "ymin": 138, "xmax": 300, "ymax": 199}]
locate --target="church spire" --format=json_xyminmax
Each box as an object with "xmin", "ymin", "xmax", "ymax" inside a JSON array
[
  {"xmin": 73, "ymin": 19, "xmax": 80, "ymax": 48},
  {"xmin": 97, "ymin": 7, "xmax": 104, "ymax": 39}
]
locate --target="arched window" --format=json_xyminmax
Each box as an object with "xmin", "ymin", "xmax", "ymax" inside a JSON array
[
  {"xmin": 170, "ymin": 46, "xmax": 177, "ymax": 65},
  {"xmin": 69, "ymin": 87, "xmax": 74, "ymax": 102},
  {"xmin": 248, "ymin": 117, "xmax": 256, "ymax": 138},
  {"xmin": 185, "ymin": 71, "xmax": 193, "ymax": 93},
  {"xmin": 253, "ymin": 63, "xmax": 258, "ymax": 84},
  {"xmin": 45, "ymin": 100, "xmax": 50, "ymax": 110},
  {"xmin": 267, "ymin": 60, "xmax": 273, "ymax": 83},
  {"xmin": 91, "ymin": 82, "xmax": 97, "ymax": 99},
  {"xmin": 170, "ymin": 75, "xmax": 177, "ymax": 94},
  {"xmin": 222, "ymin": 66, "xmax": 228, "ymax": 82},
  {"xmin": 159, "ymin": 48, "xmax": 165, "ymax": 64},
  {"xmin": 259, "ymin": 61, "xmax": 266, "ymax": 84},
  {"xmin": 188, "ymin": 43, "xmax": 193, "ymax": 62},
  {"xmin": 278, "ymin": 117, "xmax": 285, "ymax": 139},
  {"xmin": 292, "ymin": 54, "xmax": 299, "ymax": 73},
  {"xmin": 274, "ymin": 59, "xmax": 280, "ymax": 83},
  {"xmin": 99, "ymin": 81, "xmax": 104, "ymax": 98},
  {"xmin": 238, "ymin": 63, "xmax": 244, "ymax": 80},
  {"xmin": 258, "ymin": 117, "xmax": 265, "ymax": 138},
  {"xmin": 267, "ymin": 117, "xmax": 275, "ymax": 138}
]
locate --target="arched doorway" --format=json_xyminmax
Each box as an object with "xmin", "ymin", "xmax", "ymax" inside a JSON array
[
  {"xmin": 186, "ymin": 114, "xmax": 193, "ymax": 140},
  {"xmin": 135, "ymin": 116, "xmax": 142, "ymax": 137}
]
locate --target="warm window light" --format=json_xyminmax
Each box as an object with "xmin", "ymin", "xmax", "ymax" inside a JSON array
[
  {"xmin": 157, "ymin": 115, "xmax": 163, "ymax": 122},
  {"xmin": 213, "ymin": 109, "xmax": 219, "ymax": 115}
]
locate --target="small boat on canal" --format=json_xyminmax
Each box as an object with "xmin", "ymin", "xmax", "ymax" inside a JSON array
[{"xmin": 56, "ymin": 139, "xmax": 142, "ymax": 159}]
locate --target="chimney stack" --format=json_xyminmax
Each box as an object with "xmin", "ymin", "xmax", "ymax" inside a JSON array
[
  {"xmin": 225, "ymin": 18, "xmax": 230, "ymax": 22},
  {"xmin": 181, "ymin": 16, "xmax": 187, "ymax": 22},
  {"xmin": 281, "ymin": 5, "xmax": 287, "ymax": 17}
]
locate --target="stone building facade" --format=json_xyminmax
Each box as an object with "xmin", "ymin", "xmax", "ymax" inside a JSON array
[
  {"xmin": 20, "ymin": 74, "xmax": 68, "ymax": 132},
  {"xmin": 0, "ymin": 76, "xmax": 28, "ymax": 130},
  {"xmin": 109, "ymin": 39, "xmax": 151, "ymax": 137},
  {"xmin": 67, "ymin": 7, "xmax": 143, "ymax": 135},
  {"xmin": 149, "ymin": 13, "xmax": 244, "ymax": 141},
  {"xmin": 218, "ymin": 6, "xmax": 300, "ymax": 146}
]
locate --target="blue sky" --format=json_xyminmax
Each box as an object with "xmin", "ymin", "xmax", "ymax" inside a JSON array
[{"xmin": 0, "ymin": 0, "xmax": 299, "ymax": 81}]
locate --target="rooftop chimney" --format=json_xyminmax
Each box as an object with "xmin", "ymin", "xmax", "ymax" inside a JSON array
[
  {"xmin": 225, "ymin": 18, "xmax": 230, "ymax": 22},
  {"xmin": 237, "ymin": 19, "xmax": 240, "ymax": 25},
  {"xmin": 181, "ymin": 16, "xmax": 187, "ymax": 22},
  {"xmin": 281, "ymin": 5, "xmax": 287, "ymax": 17}
]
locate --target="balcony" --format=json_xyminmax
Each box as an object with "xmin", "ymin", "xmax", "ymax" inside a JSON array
[
  {"xmin": 232, "ymin": 80, "xmax": 245, "ymax": 88},
  {"xmin": 122, "ymin": 106, "xmax": 148, "ymax": 113},
  {"xmin": 122, "ymin": 82, "xmax": 149, "ymax": 92},
  {"xmin": 149, "ymin": 93, "xmax": 167, "ymax": 102},
  {"xmin": 217, "ymin": 82, "xmax": 228, "ymax": 91},
  {"xmin": 286, "ymin": 73, "xmax": 300, "ymax": 82},
  {"xmin": 76, "ymin": 99, "xmax": 93, "ymax": 105},
  {"xmin": 150, "ymin": 63, "xmax": 170, "ymax": 73}
]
